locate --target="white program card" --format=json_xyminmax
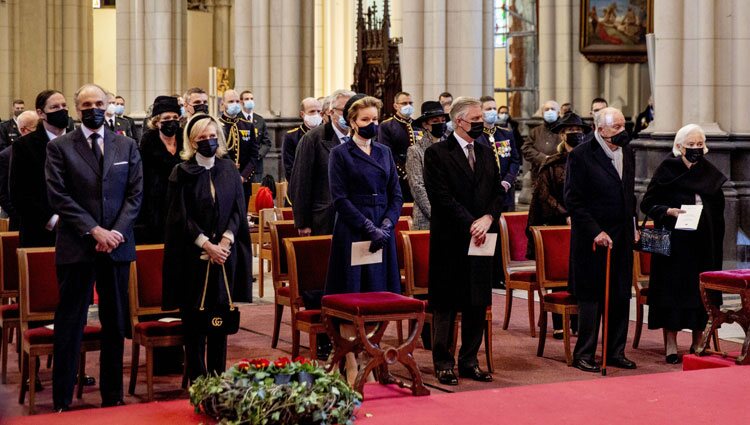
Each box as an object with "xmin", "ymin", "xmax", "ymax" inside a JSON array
[
  {"xmin": 158, "ymin": 317, "xmax": 181, "ymax": 323},
  {"xmin": 674, "ymin": 204, "xmax": 703, "ymax": 231},
  {"xmin": 351, "ymin": 241, "xmax": 384, "ymax": 266},
  {"xmin": 468, "ymin": 233, "xmax": 497, "ymax": 256}
]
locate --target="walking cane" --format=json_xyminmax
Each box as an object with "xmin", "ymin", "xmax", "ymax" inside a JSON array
[{"xmin": 601, "ymin": 246, "xmax": 612, "ymax": 376}]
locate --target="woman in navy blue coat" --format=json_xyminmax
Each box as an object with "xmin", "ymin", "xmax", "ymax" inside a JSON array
[{"xmin": 326, "ymin": 95, "xmax": 403, "ymax": 295}]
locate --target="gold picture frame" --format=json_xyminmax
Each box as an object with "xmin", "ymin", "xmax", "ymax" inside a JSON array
[{"xmin": 580, "ymin": 0, "xmax": 653, "ymax": 63}]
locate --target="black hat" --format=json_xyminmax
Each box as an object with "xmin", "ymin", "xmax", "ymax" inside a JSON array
[
  {"xmin": 551, "ymin": 112, "xmax": 592, "ymax": 134},
  {"xmin": 342, "ymin": 93, "xmax": 367, "ymax": 123},
  {"xmin": 413, "ymin": 101, "xmax": 449, "ymax": 128},
  {"xmin": 152, "ymin": 95, "xmax": 181, "ymax": 116}
]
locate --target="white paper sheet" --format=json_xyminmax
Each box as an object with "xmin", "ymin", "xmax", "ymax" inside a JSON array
[
  {"xmin": 468, "ymin": 233, "xmax": 497, "ymax": 256},
  {"xmin": 158, "ymin": 317, "xmax": 181, "ymax": 323},
  {"xmin": 674, "ymin": 204, "xmax": 703, "ymax": 231},
  {"xmin": 351, "ymin": 241, "xmax": 383, "ymax": 266}
]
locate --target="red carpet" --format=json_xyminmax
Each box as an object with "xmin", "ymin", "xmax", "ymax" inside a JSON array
[
  {"xmin": 7, "ymin": 367, "xmax": 750, "ymax": 425},
  {"xmin": 682, "ymin": 352, "xmax": 741, "ymax": 371}
]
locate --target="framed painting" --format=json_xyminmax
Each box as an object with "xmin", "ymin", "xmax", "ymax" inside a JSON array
[{"xmin": 580, "ymin": 0, "xmax": 653, "ymax": 63}]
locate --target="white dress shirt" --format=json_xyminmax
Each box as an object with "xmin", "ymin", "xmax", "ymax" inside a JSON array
[{"xmin": 454, "ymin": 131, "xmax": 474, "ymax": 159}]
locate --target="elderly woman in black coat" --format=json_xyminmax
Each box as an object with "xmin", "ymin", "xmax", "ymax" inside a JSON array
[
  {"xmin": 640, "ymin": 124, "xmax": 727, "ymax": 364},
  {"xmin": 162, "ymin": 114, "xmax": 252, "ymax": 381},
  {"xmin": 137, "ymin": 95, "xmax": 183, "ymax": 243}
]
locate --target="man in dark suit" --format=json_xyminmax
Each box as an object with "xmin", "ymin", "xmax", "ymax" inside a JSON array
[
  {"xmin": 45, "ymin": 84, "xmax": 143, "ymax": 411},
  {"xmin": 114, "ymin": 95, "xmax": 139, "ymax": 140},
  {"xmin": 0, "ymin": 99, "xmax": 26, "ymax": 149},
  {"xmin": 289, "ymin": 89, "xmax": 355, "ymax": 236},
  {"xmin": 239, "ymin": 90, "xmax": 272, "ymax": 184},
  {"xmin": 282, "ymin": 97, "xmax": 323, "ymax": 181},
  {"xmin": 564, "ymin": 106, "xmax": 637, "ymax": 373},
  {"xmin": 1, "ymin": 110, "xmax": 39, "ymax": 231},
  {"xmin": 424, "ymin": 97, "xmax": 504, "ymax": 386},
  {"xmin": 104, "ymin": 94, "xmax": 134, "ymax": 139}
]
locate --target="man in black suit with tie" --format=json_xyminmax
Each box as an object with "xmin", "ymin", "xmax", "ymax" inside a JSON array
[
  {"xmin": 424, "ymin": 97, "xmax": 504, "ymax": 386},
  {"xmin": 564, "ymin": 106, "xmax": 638, "ymax": 373},
  {"xmin": 45, "ymin": 84, "xmax": 143, "ymax": 411}
]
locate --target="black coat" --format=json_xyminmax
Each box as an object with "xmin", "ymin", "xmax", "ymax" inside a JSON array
[
  {"xmin": 640, "ymin": 156, "xmax": 727, "ymax": 330},
  {"xmin": 289, "ymin": 122, "xmax": 344, "ymax": 234},
  {"xmin": 282, "ymin": 124, "xmax": 309, "ymax": 181},
  {"xmin": 137, "ymin": 129, "xmax": 183, "ymax": 243},
  {"xmin": 162, "ymin": 157, "xmax": 252, "ymax": 311},
  {"xmin": 424, "ymin": 135, "xmax": 504, "ymax": 309},
  {"xmin": 0, "ymin": 147, "xmax": 18, "ymax": 230},
  {"xmin": 325, "ymin": 140, "xmax": 403, "ymax": 295},
  {"xmin": 10, "ymin": 126, "xmax": 58, "ymax": 246},
  {"xmin": 564, "ymin": 139, "xmax": 636, "ymax": 302}
]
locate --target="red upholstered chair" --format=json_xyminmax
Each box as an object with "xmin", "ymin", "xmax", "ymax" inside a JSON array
[
  {"xmin": 531, "ymin": 226, "xmax": 577, "ymax": 366},
  {"xmin": 269, "ymin": 221, "xmax": 298, "ymax": 349},
  {"xmin": 499, "ymin": 213, "xmax": 538, "ymax": 336},
  {"xmin": 274, "ymin": 207, "xmax": 294, "ymax": 220},
  {"xmin": 696, "ymin": 270, "xmax": 750, "ymax": 362},
  {"xmin": 285, "ymin": 236, "xmax": 332, "ymax": 359},
  {"xmin": 632, "ymin": 243, "xmax": 651, "ymax": 349},
  {"xmin": 17, "ymin": 248, "xmax": 101, "ymax": 414},
  {"xmin": 0, "ymin": 231, "xmax": 20, "ymax": 384},
  {"xmin": 401, "ymin": 230, "xmax": 494, "ymax": 372},
  {"xmin": 400, "ymin": 203, "xmax": 414, "ymax": 220},
  {"xmin": 394, "ymin": 216, "xmax": 411, "ymax": 277},
  {"xmin": 256, "ymin": 208, "xmax": 277, "ymax": 298},
  {"xmin": 127, "ymin": 245, "xmax": 185, "ymax": 401}
]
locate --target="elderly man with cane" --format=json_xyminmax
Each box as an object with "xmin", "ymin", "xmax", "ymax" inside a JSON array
[{"xmin": 564, "ymin": 107, "xmax": 638, "ymax": 373}]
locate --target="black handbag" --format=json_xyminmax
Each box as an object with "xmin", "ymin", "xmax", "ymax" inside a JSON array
[
  {"xmin": 184, "ymin": 262, "xmax": 240, "ymax": 336},
  {"xmin": 635, "ymin": 210, "xmax": 671, "ymax": 256}
]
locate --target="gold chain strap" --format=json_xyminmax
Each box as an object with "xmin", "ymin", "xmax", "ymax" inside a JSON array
[{"xmin": 199, "ymin": 262, "xmax": 235, "ymax": 312}]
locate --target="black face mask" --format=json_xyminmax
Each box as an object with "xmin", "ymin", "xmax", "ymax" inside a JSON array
[
  {"xmin": 466, "ymin": 121, "xmax": 485, "ymax": 140},
  {"xmin": 81, "ymin": 107, "xmax": 105, "ymax": 129},
  {"xmin": 45, "ymin": 109, "xmax": 69, "ymax": 130},
  {"xmin": 683, "ymin": 147, "xmax": 704, "ymax": 163},
  {"xmin": 192, "ymin": 104, "xmax": 209, "ymax": 115},
  {"xmin": 356, "ymin": 122, "xmax": 378, "ymax": 140},
  {"xmin": 609, "ymin": 130, "xmax": 631, "ymax": 147},
  {"xmin": 429, "ymin": 122, "xmax": 446, "ymax": 138},
  {"xmin": 160, "ymin": 120, "xmax": 181, "ymax": 137},
  {"xmin": 565, "ymin": 132, "xmax": 584, "ymax": 147},
  {"xmin": 196, "ymin": 138, "xmax": 219, "ymax": 157}
]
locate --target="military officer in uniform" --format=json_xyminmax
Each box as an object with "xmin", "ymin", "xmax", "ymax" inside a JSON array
[
  {"xmin": 219, "ymin": 89, "xmax": 256, "ymax": 205},
  {"xmin": 377, "ymin": 91, "xmax": 421, "ymax": 202},
  {"xmin": 239, "ymin": 90, "xmax": 272, "ymax": 184},
  {"xmin": 104, "ymin": 94, "xmax": 134, "ymax": 139},
  {"xmin": 0, "ymin": 99, "xmax": 26, "ymax": 149},
  {"xmin": 282, "ymin": 97, "xmax": 323, "ymax": 181}
]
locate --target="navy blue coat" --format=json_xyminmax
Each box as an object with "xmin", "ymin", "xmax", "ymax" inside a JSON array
[
  {"xmin": 325, "ymin": 140, "xmax": 403, "ymax": 295},
  {"xmin": 476, "ymin": 126, "xmax": 522, "ymax": 208}
]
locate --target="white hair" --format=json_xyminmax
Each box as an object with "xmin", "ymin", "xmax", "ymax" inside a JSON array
[
  {"xmin": 329, "ymin": 89, "xmax": 356, "ymax": 104},
  {"xmin": 672, "ymin": 124, "xmax": 708, "ymax": 156},
  {"xmin": 593, "ymin": 106, "xmax": 623, "ymax": 130},
  {"xmin": 449, "ymin": 97, "xmax": 481, "ymax": 122}
]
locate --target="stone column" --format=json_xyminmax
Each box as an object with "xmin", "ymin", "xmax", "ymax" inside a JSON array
[
  {"xmin": 211, "ymin": 0, "xmax": 233, "ymax": 68},
  {"xmin": 651, "ymin": 0, "xmax": 684, "ymax": 133},
  {"xmin": 401, "ymin": 0, "xmax": 425, "ymax": 103},
  {"xmin": 537, "ymin": 0, "xmax": 556, "ymax": 106},
  {"xmin": 117, "ymin": 0, "xmax": 187, "ymax": 116},
  {"xmin": 0, "ymin": 1, "xmax": 13, "ymax": 119},
  {"xmin": 445, "ymin": 0, "xmax": 485, "ymax": 97}
]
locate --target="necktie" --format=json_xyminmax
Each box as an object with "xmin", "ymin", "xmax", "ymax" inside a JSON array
[
  {"xmin": 90, "ymin": 133, "xmax": 103, "ymax": 170},
  {"xmin": 466, "ymin": 143, "xmax": 475, "ymax": 171},
  {"xmin": 108, "ymin": 119, "xmax": 115, "ymax": 130},
  {"xmin": 341, "ymin": 135, "xmax": 350, "ymax": 144}
]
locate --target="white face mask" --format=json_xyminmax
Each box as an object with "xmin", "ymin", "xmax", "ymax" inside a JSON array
[
  {"xmin": 106, "ymin": 103, "xmax": 117, "ymax": 115},
  {"xmin": 303, "ymin": 113, "xmax": 323, "ymax": 128}
]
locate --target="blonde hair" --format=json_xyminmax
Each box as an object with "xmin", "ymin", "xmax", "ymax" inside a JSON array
[
  {"xmin": 181, "ymin": 114, "xmax": 228, "ymax": 160},
  {"xmin": 346, "ymin": 96, "xmax": 382, "ymax": 124},
  {"xmin": 673, "ymin": 124, "xmax": 708, "ymax": 156}
]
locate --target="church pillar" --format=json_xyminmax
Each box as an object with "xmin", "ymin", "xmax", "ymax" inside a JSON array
[
  {"xmin": 0, "ymin": 1, "xmax": 13, "ymax": 118},
  {"xmin": 117, "ymin": 0, "xmax": 186, "ymax": 116},
  {"xmin": 211, "ymin": 0, "xmax": 233, "ymax": 69},
  {"xmin": 537, "ymin": 0, "xmax": 555, "ymax": 106},
  {"xmin": 401, "ymin": 0, "xmax": 425, "ymax": 104}
]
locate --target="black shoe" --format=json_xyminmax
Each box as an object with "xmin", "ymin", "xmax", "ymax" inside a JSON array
[
  {"xmin": 608, "ymin": 356, "xmax": 637, "ymax": 369},
  {"xmin": 435, "ymin": 369, "xmax": 458, "ymax": 386},
  {"xmin": 102, "ymin": 399, "xmax": 126, "ymax": 408},
  {"xmin": 316, "ymin": 341, "xmax": 332, "ymax": 361},
  {"xmin": 493, "ymin": 281, "xmax": 506, "ymax": 289},
  {"xmin": 83, "ymin": 375, "xmax": 96, "ymax": 386},
  {"xmin": 54, "ymin": 405, "xmax": 70, "ymax": 413},
  {"xmin": 665, "ymin": 354, "xmax": 681, "ymax": 364},
  {"xmin": 23, "ymin": 378, "xmax": 44, "ymax": 392},
  {"xmin": 572, "ymin": 358, "xmax": 600, "ymax": 373},
  {"xmin": 457, "ymin": 365, "xmax": 493, "ymax": 382},
  {"xmin": 552, "ymin": 330, "xmax": 564, "ymax": 340}
]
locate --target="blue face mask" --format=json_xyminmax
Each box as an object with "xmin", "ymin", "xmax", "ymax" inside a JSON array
[
  {"xmin": 180, "ymin": 106, "xmax": 186, "ymax": 117},
  {"xmin": 114, "ymin": 105, "xmax": 125, "ymax": 116},
  {"xmin": 338, "ymin": 115, "xmax": 349, "ymax": 130},
  {"xmin": 226, "ymin": 103, "xmax": 242, "ymax": 116},
  {"xmin": 483, "ymin": 110, "xmax": 498, "ymax": 125},
  {"xmin": 446, "ymin": 121, "xmax": 454, "ymax": 133},
  {"xmin": 400, "ymin": 104, "xmax": 414, "ymax": 118},
  {"xmin": 543, "ymin": 110, "xmax": 559, "ymax": 123},
  {"xmin": 243, "ymin": 100, "xmax": 255, "ymax": 111}
]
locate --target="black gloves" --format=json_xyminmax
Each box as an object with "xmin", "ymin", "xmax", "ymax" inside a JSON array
[{"xmin": 364, "ymin": 218, "xmax": 392, "ymax": 253}]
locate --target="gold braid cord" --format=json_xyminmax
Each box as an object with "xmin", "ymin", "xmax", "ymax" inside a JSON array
[{"xmin": 393, "ymin": 115, "xmax": 416, "ymax": 181}]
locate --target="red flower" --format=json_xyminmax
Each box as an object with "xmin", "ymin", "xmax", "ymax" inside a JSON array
[
  {"xmin": 294, "ymin": 356, "xmax": 310, "ymax": 365},
  {"xmin": 237, "ymin": 360, "xmax": 250, "ymax": 371},
  {"xmin": 274, "ymin": 357, "xmax": 291, "ymax": 368},
  {"xmin": 249, "ymin": 358, "xmax": 270, "ymax": 369}
]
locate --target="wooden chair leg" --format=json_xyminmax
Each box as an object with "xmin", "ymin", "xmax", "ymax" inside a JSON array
[
  {"xmin": 537, "ymin": 311, "xmax": 548, "ymax": 357},
  {"xmin": 46, "ymin": 354, "xmax": 52, "ymax": 369},
  {"xmin": 633, "ymin": 302, "xmax": 643, "ymax": 348},
  {"xmin": 712, "ymin": 329, "xmax": 721, "ymax": 352},
  {"xmin": 146, "ymin": 346, "xmax": 154, "ymax": 402},
  {"xmin": 128, "ymin": 341, "xmax": 140, "ymax": 395},
  {"xmin": 503, "ymin": 288, "xmax": 513, "ymax": 330},
  {"xmin": 77, "ymin": 352, "xmax": 86, "ymax": 399},
  {"xmin": 29, "ymin": 354, "xmax": 38, "ymax": 414},
  {"xmin": 1, "ymin": 325, "xmax": 8, "ymax": 384},
  {"xmin": 271, "ymin": 303, "xmax": 284, "ymax": 349},
  {"xmin": 309, "ymin": 332, "xmax": 318, "ymax": 360},
  {"xmin": 396, "ymin": 321, "xmax": 404, "ymax": 345},
  {"xmin": 18, "ymin": 352, "xmax": 28, "ymax": 405},
  {"xmin": 484, "ymin": 313, "xmax": 494, "ymax": 373},
  {"xmin": 181, "ymin": 349, "xmax": 188, "ymax": 389},
  {"xmin": 291, "ymin": 327, "xmax": 300, "ymax": 359},
  {"xmin": 562, "ymin": 311, "xmax": 573, "ymax": 366},
  {"xmin": 527, "ymin": 288, "xmax": 536, "ymax": 337}
]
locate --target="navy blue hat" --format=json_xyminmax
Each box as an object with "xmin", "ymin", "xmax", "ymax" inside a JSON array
[{"xmin": 343, "ymin": 93, "xmax": 367, "ymax": 122}]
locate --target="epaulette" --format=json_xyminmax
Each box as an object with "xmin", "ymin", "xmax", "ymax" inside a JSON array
[{"xmin": 382, "ymin": 117, "xmax": 394, "ymax": 124}]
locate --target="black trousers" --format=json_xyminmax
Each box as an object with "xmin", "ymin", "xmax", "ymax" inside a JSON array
[
  {"xmin": 573, "ymin": 297, "xmax": 630, "ymax": 363},
  {"xmin": 52, "ymin": 257, "xmax": 130, "ymax": 408},
  {"xmin": 181, "ymin": 323, "xmax": 227, "ymax": 382},
  {"xmin": 432, "ymin": 306, "xmax": 486, "ymax": 371}
]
